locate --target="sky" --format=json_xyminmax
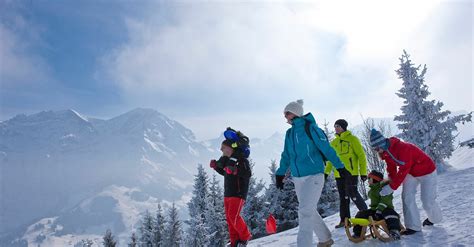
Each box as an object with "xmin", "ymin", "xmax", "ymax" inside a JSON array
[{"xmin": 0, "ymin": 0, "xmax": 472, "ymax": 140}]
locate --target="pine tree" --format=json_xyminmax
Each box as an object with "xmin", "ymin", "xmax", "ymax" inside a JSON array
[
  {"xmin": 79, "ymin": 239, "xmax": 94, "ymax": 247},
  {"xmin": 102, "ymin": 229, "xmax": 117, "ymax": 247},
  {"xmin": 152, "ymin": 204, "xmax": 165, "ymax": 247},
  {"xmin": 76, "ymin": 239, "xmax": 94, "ymax": 247},
  {"xmin": 265, "ymin": 160, "xmax": 282, "ymax": 218},
  {"xmin": 394, "ymin": 50, "xmax": 472, "ymax": 172},
  {"xmin": 318, "ymin": 173, "xmax": 339, "ymax": 217},
  {"xmin": 128, "ymin": 232, "xmax": 138, "ymax": 247},
  {"xmin": 322, "ymin": 119, "xmax": 335, "ymax": 141},
  {"xmin": 185, "ymin": 164, "xmax": 210, "ymax": 246},
  {"xmin": 139, "ymin": 210, "xmax": 154, "ymax": 247},
  {"xmin": 242, "ymin": 162, "xmax": 267, "ymax": 238},
  {"xmin": 268, "ymin": 165, "xmax": 299, "ymax": 232},
  {"xmin": 206, "ymin": 174, "xmax": 228, "ymax": 247},
  {"xmin": 316, "ymin": 121, "xmax": 338, "ymax": 216},
  {"xmin": 163, "ymin": 203, "xmax": 183, "ymax": 247}
]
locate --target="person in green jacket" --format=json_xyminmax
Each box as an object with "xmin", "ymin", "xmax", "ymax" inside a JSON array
[
  {"xmin": 352, "ymin": 170, "xmax": 401, "ymax": 240},
  {"xmin": 324, "ymin": 119, "xmax": 368, "ymax": 228}
]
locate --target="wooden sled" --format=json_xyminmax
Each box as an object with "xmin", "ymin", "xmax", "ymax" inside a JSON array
[{"xmin": 345, "ymin": 216, "xmax": 405, "ymax": 243}]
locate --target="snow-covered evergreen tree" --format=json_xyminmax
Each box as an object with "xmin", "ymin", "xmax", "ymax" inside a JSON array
[
  {"xmin": 271, "ymin": 167, "xmax": 298, "ymax": 232},
  {"xmin": 322, "ymin": 119, "xmax": 335, "ymax": 141},
  {"xmin": 316, "ymin": 121, "xmax": 339, "ymax": 216},
  {"xmin": 265, "ymin": 160, "xmax": 283, "ymax": 219},
  {"xmin": 242, "ymin": 162, "xmax": 267, "ymax": 238},
  {"xmin": 102, "ymin": 229, "xmax": 117, "ymax": 247},
  {"xmin": 139, "ymin": 210, "xmax": 154, "ymax": 247},
  {"xmin": 163, "ymin": 203, "xmax": 183, "ymax": 247},
  {"xmin": 152, "ymin": 204, "xmax": 165, "ymax": 247},
  {"xmin": 318, "ymin": 173, "xmax": 339, "ymax": 217},
  {"xmin": 128, "ymin": 232, "xmax": 138, "ymax": 247},
  {"xmin": 78, "ymin": 239, "xmax": 94, "ymax": 247},
  {"xmin": 206, "ymin": 174, "xmax": 228, "ymax": 247},
  {"xmin": 394, "ymin": 50, "xmax": 472, "ymax": 172},
  {"xmin": 185, "ymin": 164, "xmax": 210, "ymax": 247}
]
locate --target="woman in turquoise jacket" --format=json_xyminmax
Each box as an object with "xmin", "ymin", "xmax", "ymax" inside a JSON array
[{"xmin": 275, "ymin": 99, "xmax": 349, "ymax": 247}]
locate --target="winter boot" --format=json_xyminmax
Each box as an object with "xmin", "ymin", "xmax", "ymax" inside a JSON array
[
  {"xmin": 401, "ymin": 228, "xmax": 419, "ymax": 235},
  {"xmin": 317, "ymin": 238, "xmax": 334, "ymax": 247},
  {"xmin": 236, "ymin": 240, "xmax": 248, "ymax": 247},
  {"xmin": 351, "ymin": 233, "xmax": 361, "ymax": 239},
  {"xmin": 423, "ymin": 218, "xmax": 434, "ymax": 226},
  {"xmin": 389, "ymin": 230, "xmax": 401, "ymax": 240},
  {"xmin": 334, "ymin": 221, "xmax": 345, "ymax": 228}
]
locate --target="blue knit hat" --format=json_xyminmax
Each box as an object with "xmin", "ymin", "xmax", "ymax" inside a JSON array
[{"xmin": 370, "ymin": 129, "xmax": 389, "ymax": 150}]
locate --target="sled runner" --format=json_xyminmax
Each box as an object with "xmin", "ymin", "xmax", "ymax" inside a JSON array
[{"xmin": 344, "ymin": 216, "xmax": 405, "ymax": 243}]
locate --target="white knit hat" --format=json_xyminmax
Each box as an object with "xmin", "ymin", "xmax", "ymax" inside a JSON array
[{"xmin": 284, "ymin": 99, "xmax": 304, "ymax": 117}]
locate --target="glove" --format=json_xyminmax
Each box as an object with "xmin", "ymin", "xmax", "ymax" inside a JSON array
[
  {"xmin": 380, "ymin": 185, "xmax": 394, "ymax": 196},
  {"xmin": 324, "ymin": 173, "xmax": 328, "ymax": 181},
  {"xmin": 360, "ymin": 175, "xmax": 367, "ymax": 182},
  {"xmin": 210, "ymin": 159, "xmax": 217, "ymax": 169},
  {"xmin": 224, "ymin": 166, "xmax": 238, "ymax": 175},
  {"xmin": 276, "ymin": 175, "xmax": 285, "ymax": 190},
  {"xmin": 336, "ymin": 168, "xmax": 350, "ymax": 180},
  {"xmin": 374, "ymin": 210, "xmax": 383, "ymax": 221}
]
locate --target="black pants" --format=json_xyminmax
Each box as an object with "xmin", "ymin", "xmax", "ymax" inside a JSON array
[
  {"xmin": 353, "ymin": 209, "xmax": 401, "ymax": 237},
  {"xmin": 336, "ymin": 176, "xmax": 368, "ymax": 222}
]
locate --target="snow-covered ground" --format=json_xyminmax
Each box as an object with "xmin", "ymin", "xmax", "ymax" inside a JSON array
[{"xmin": 249, "ymin": 165, "xmax": 474, "ymax": 246}]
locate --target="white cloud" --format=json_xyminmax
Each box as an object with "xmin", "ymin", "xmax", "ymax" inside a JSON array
[
  {"xmin": 0, "ymin": 22, "xmax": 51, "ymax": 86},
  {"xmin": 100, "ymin": 0, "xmax": 471, "ymax": 139}
]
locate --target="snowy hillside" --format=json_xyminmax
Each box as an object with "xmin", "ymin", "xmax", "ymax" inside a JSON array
[{"xmin": 249, "ymin": 167, "xmax": 474, "ymax": 246}]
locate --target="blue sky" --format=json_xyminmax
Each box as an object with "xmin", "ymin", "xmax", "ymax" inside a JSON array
[{"xmin": 1, "ymin": 0, "xmax": 472, "ymax": 140}]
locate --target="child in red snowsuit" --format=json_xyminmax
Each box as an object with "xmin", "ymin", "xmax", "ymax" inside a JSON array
[{"xmin": 211, "ymin": 136, "xmax": 252, "ymax": 247}]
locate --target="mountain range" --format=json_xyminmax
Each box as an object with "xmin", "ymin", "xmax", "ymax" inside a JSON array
[{"xmin": 0, "ymin": 108, "xmax": 220, "ymax": 245}]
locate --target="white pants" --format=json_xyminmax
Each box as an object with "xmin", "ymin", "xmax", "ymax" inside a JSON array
[
  {"xmin": 402, "ymin": 171, "xmax": 443, "ymax": 231},
  {"xmin": 293, "ymin": 174, "xmax": 331, "ymax": 247}
]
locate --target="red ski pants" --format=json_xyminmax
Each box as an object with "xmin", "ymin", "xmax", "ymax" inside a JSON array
[{"xmin": 224, "ymin": 197, "xmax": 251, "ymax": 245}]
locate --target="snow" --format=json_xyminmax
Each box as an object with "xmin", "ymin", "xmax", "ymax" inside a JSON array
[
  {"xmin": 69, "ymin": 109, "xmax": 89, "ymax": 122},
  {"xmin": 447, "ymin": 145, "xmax": 474, "ymax": 170},
  {"xmin": 249, "ymin": 167, "xmax": 474, "ymax": 246},
  {"xmin": 144, "ymin": 136, "xmax": 163, "ymax": 152}
]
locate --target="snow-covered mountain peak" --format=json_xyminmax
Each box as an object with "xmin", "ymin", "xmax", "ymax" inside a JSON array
[
  {"xmin": 5, "ymin": 109, "xmax": 90, "ymax": 125},
  {"xmin": 106, "ymin": 108, "xmax": 196, "ymax": 141}
]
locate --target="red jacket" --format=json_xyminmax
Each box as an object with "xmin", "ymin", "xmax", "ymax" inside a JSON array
[{"xmin": 380, "ymin": 137, "xmax": 436, "ymax": 190}]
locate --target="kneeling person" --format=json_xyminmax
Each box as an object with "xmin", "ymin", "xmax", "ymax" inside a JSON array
[{"xmin": 353, "ymin": 170, "xmax": 401, "ymax": 240}]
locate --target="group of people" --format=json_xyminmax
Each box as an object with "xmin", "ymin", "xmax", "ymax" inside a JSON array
[{"xmin": 209, "ymin": 99, "xmax": 443, "ymax": 247}]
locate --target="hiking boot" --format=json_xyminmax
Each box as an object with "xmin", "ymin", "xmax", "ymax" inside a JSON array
[
  {"xmin": 423, "ymin": 218, "xmax": 434, "ymax": 226},
  {"xmin": 401, "ymin": 228, "xmax": 419, "ymax": 235},
  {"xmin": 389, "ymin": 230, "xmax": 401, "ymax": 240},
  {"xmin": 335, "ymin": 221, "xmax": 345, "ymax": 228},
  {"xmin": 317, "ymin": 238, "xmax": 334, "ymax": 247},
  {"xmin": 351, "ymin": 233, "xmax": 361, "ymax": 239},
  {"xmin": 236, "ymin": 240, "xmax": 248, "ymax": 247}
]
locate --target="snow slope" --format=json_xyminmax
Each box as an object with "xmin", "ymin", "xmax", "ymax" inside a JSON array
[{"xmin": 249, "ymin": 166, "xmax": 474, "ymax": 246}]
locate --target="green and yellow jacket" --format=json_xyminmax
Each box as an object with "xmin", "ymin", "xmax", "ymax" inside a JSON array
[
  {"xmin": 368, "ymin": 181, "xmax": 394, "ymax": 212},
  {"xmin": 324, "ymin": 130, "xmax": 367, "ymax": 178}
]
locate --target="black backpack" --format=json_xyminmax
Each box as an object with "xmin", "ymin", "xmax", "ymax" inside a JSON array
[
  {"xmin": 224, "ymin": 127, "xmax": 251, "ymax": 158},
  {"xmin": 304, "ymin": 120, "xmax": 329, "ymax": 163}
]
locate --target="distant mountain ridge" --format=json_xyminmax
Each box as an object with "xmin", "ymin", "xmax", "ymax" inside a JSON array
[{"xmin": 0, "ymin": 108, "xmax": 218, "ymax": 245}]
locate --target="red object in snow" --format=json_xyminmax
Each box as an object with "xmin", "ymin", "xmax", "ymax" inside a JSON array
[{"xmin": 266, "ymin": 214, "xmax": 277, "ymax": 234}]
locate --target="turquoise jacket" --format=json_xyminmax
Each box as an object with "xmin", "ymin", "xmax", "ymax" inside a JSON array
[{"xmin": 276, "ymin": 113, "xmax": 344, "ymax": 177}]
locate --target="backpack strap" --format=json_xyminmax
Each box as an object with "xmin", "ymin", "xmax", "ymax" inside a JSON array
[{"xmin": 304, "ymin": 120, "xmax": 329, "ymax": 163}]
